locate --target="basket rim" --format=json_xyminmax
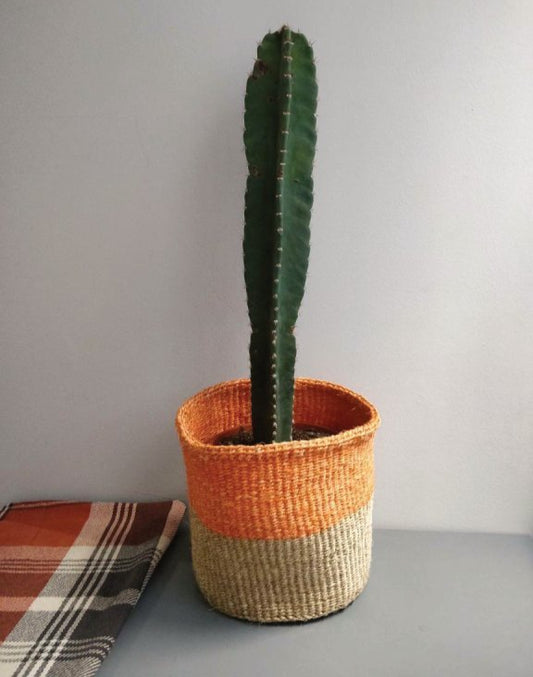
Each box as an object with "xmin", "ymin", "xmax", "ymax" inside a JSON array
[{"xmin": 175, "ymin": 377, "xmax": 380, "ymax": 454}]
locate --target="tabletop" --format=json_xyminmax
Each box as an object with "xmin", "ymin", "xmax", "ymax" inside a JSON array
[{"xmin": 98, "ymin": 519, "xmax": 533, "ymax": 677}]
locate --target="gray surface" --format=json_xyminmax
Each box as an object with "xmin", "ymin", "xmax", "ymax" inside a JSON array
[{"xmin": 98, "ymin": 520, "xmax": 533, "ymax": 677}]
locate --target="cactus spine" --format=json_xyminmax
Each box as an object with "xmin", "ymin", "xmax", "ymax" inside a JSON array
[{"xmin": 243, "ymin": 26, "xmax": 317, "ymax": 443}]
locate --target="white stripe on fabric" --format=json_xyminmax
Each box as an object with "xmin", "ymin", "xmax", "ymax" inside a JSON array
[
  {"xmin": 6, "ymin": 589, "xmax": 139, "ymax": 613},
  {"xmin": 0, "ymin": 638, "xmax": 114, "ymax": 658}
]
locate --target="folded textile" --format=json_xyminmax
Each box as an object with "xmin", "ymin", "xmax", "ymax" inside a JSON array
[{"xmin": 0, "ymin": 499, "xmax": 185, "ymax": 676}]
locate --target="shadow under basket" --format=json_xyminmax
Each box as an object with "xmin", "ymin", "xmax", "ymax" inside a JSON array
[{"xmin": 175, "ymin": 378, "xmax": 380, "ymax": 623}]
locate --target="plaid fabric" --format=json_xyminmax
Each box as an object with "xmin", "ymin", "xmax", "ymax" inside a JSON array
[{"xmin": 0, "ymin": 499, "xmax": 185, "ymax": 676}]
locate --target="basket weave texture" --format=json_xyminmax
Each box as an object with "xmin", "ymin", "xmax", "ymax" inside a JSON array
[{"xmin": 176, "ymin": 378, "xmax": 380, "ymax": 623}]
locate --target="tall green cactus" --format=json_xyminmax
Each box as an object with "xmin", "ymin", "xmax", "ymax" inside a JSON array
[{"xmin": 243, "ymin": 26, "xmax": 317, "ymax": 443}]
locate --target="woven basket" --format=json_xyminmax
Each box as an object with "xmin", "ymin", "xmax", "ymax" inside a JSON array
[{"xmin": 175, "ymin": 377, "xmax": 380, "ymax": 623}]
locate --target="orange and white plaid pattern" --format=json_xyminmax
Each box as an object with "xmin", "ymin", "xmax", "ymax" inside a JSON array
[{"xmin": 0, "ymin": 500, "xmax": 185, "ymax": 676}]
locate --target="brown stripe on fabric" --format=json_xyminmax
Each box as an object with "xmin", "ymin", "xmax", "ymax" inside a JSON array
[
  {"xmin": 122, "ymin": 501, "xmax": 173, "ymax": 545},
  {"xmin": 0, "ymin": 573, "xmax": 53, "ymax": 597},
  {"xmin": 190, "ymin": 499, "xmax": 373, "ymax": 623},
  {"xmin": 0, "ymin": 503, "xmax": 91, "ymax": 547},
  {"xmin": 0, "ymin": 546, "xmax": 159, "ymax": 575},
  {"xmin": 1, "ymin": 613, "xmax": 24, "ymax": 645}
]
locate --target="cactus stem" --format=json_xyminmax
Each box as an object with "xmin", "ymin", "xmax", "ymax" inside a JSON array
[{"xmin": 244, "ymin": 26, "xmax": 316, "ymax": 443}]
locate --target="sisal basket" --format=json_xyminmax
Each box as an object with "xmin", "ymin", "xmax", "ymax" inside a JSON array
[{"xmin": 175, "ymin": 378, "xmax": 380, "ymax": 623}]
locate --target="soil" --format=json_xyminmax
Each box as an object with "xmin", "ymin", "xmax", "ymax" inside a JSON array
[{"xmin": 215, "ymin": 425, "xmax": 334, "ymax": 446}]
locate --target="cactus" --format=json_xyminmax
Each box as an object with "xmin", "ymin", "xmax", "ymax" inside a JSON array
[{"xmin": 243, "ymin": 26, "xmax": 317, "ymax": 443}]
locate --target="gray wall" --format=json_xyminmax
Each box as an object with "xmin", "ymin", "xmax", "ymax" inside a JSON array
[{"xmin": 2, "ymin": 0, "xmax": 532, "ymax": 533}]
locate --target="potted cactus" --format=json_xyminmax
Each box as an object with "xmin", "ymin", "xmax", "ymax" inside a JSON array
[{"xmin": 175, "ymin": 25, "xmax": 380, "ymax": 623}]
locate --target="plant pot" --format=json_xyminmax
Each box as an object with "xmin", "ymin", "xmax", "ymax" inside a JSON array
[{"xmin": 175, "ymin": 377, "xmax": 380, "ymax": 623}]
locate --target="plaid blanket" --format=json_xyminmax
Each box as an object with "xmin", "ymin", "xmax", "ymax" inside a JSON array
[{"xmin": 0, "ymin": 500, "xmax": 185, "ymax": 676}]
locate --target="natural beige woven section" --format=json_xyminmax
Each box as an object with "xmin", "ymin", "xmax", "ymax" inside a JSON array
[{"xmin": 190, "ymin": 499, "xmax": 373, "ymax": 623}]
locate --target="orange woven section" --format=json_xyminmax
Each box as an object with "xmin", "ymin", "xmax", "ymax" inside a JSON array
[{"xmin": 176, "ymin": 378, "xmax": 380, "ymax": 540}]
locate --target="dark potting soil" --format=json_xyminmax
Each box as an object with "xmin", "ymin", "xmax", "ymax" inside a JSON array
[{"xmin": 215, "ymin": 425, "xmax": 333, "ymax": 446}]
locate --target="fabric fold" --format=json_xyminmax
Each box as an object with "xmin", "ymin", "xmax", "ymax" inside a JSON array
[{"xmin": 0, "ymin": 499, "xmax": 185, "ymax": 676}]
